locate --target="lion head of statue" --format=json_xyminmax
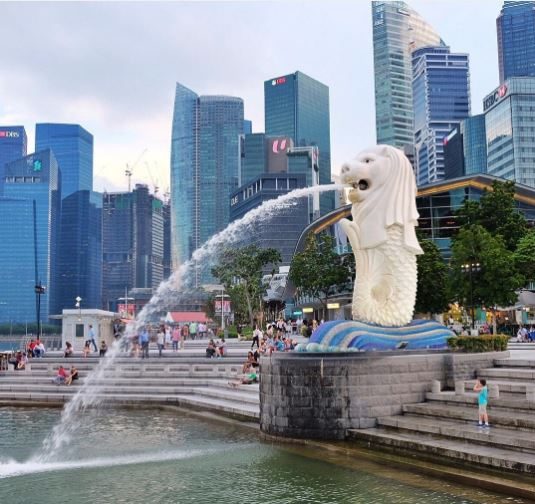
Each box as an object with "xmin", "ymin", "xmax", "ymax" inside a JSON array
[{"xmin": 340, "ymin": 145, "xmax": 423, "ymax": 254}]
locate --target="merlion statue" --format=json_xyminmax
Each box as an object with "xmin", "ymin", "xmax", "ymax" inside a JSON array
[
  {"xmin": 339, "ymin": 145, "xmax": 423, "ymax": 327},
  {"xmin": 299, "ymin": 145, "xmax": 455, "ymax": 352}
]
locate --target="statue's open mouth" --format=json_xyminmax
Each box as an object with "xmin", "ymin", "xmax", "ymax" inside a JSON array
[{"xmin": 352, "ymin": 180, "xmax": 369, "ymax": 190}]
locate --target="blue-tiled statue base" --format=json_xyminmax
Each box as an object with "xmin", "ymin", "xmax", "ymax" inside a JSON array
[{"xmin": 296, "ymin": 319, "xmax": 455, "ymax": 352}]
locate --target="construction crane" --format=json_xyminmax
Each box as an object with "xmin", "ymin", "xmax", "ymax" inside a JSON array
[
  {"xmin": 125, "ymin": 148, "xmax": 148, "ymax": 192},
  {"xmin": 145, "ymin": 161, "xmax": 160, "ymax": 195}
]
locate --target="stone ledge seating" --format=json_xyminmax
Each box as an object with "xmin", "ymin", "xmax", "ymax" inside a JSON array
[
  {"xmin": 349, "ymin": 356, "xmax": 535, "ymax": 474},
  {"xmin": 0, "ymin": 341, "xmax": 260, "ymax": 421}
]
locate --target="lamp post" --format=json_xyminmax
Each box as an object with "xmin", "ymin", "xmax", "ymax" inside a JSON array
[
  {"xmin": 35, "ymin": 281, "xmax": 46, "ymax": 338},
  {"xmin": 75, "ymin": 296, "xmax": 82, "ymax": 322},
  {"xmin": 461, "ymin": 262, "xmax": 481, "ymax": 329}
]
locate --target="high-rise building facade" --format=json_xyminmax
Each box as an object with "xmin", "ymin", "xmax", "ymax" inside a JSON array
[
  {"xmin": 484, "ymin": 77, "xmax": 535, "ymax": 187},
  {"xmin": 35, "ymin": 123, "xmax": 93, "ymax": 198},
  {"xmin": 264, "ymin": 71, "xmax": 332, "ymax": 214},
  {"xmin": 372, "ymin": 1, "xmax": 445, "ymax": 150},
  {"xmin": 412, "ymin": 46, "xmax": 471, "ymax": 185},
  {"xmin": 0, "ymin": 126, "xmax": 27, "ymax": 193},
  {"xmin": 497, "ymin": 1, "xmax": 535, "ymax": 83},
  {"xmin": 57, "ymin": 190, "xmax": 102, "ymax": 312},
  {"xmin": 170, "ymin": 83, "xmax": 244, "ymax": 274},
  {"xmin": 444, "ymin": 114, "xmax": 487, "ymax": 180},
  {"xmin": 229, "ymin": 173, "xmax": 309, "ymax": 267},
  {"xmin": 102, "ymin": 184, "xmax": 165, "ymax": 310},
  {"xmin": 0, "ymin": 150, "xmax": 60, "ymax": 324}
]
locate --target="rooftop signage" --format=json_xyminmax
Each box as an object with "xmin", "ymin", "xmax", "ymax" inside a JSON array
[
  {"xmin": 483, "ymin": 84, "xmax": 508, "ymax": 112},
  {"xmin": 271, "ymin": 77, "xmax": 286, "ymax": 86},
  {"xmin": 0, "ymin": 131, "xmax": 20, "ymax": 138}
]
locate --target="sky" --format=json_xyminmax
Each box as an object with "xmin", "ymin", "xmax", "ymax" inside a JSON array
[{"xmin": 0, "ymin": 0, "xmax": 504, "ymax": 194}]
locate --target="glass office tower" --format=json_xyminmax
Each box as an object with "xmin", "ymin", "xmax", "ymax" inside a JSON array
[
  {"xmin": 0, "ymin": 126, "xmax": 27, "ymax": 194},
  {"xmin": 444, "ymin": 114, "xmax": 488, "ymax": 180},
  {"xmin": 485, "ymin": 77, "xmax": 535, "ymax": 188},
  {"xmin": 264, "ymin": 71, "xmax": 332, "ymax": 214},
  {"xmin": 497, "ymin": 1, "xmax": 535, "ymax": 83},
  {"xmin": 0, "ymin": 150, "xmax": 60, "ymax": 324},
  {"xmin": 372, "ymin": 1, "xmax": 445, "ymax": 150},
  {"xmin": 412, "ymin": 46, "xmax": 471, "ymax": 185},
  {"xmin": 35, "ymin": 123, "xmax": 93, "ymax": 198},
  {"xmin": 170, "ymin": 83, "xmax": 244, "ymax": 278}
]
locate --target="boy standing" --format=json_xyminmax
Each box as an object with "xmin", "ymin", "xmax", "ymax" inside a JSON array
[{"xmin": 473, "ymin": 378, "xmax": 489, "ymax": 428}]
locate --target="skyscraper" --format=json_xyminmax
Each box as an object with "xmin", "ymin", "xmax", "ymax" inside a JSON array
[
  {"xmin": 0, "ymin": 150, "xmax": 60, "ymax": 324},
  {"xmin": 264, "ymin": 71, "xmax": 332, "ymax": 214},
  {"xmin": 444, "ymin": 115, "xmax": 487, "ymax": 180},
  {"xmin": 36, "ymin": 123, "xmax": 102, "ymax": 311},
  {"xmin": 170, "ymin": 83, "xmax": 244, "ymax": 274},
  {"xmin": 497, "ymin": 1, "xmax": 535, "ymax": 83},
  {"xmin": 372, "ymin": 1, "xmax": 445, "ymax": 150},
  {"xmin": 412, "ymin": 46, "xmax": 471, "ymax": 185},
  {"xmin": 0, "ymin": 126, "xmax": 27, "ymax": 194},
  {"xmin": 484, "ymin": 77, "xmax": 535, "ymax": 188},
  {"xmin": 102, "ymin": 184, "xmax": 165, "ymax": 311},
  {"xmin": 35, "ymin": 123, "xmax": 93, "ymax": 198}
]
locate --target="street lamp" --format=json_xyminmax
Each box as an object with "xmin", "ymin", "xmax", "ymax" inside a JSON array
[
  {"xmin": 461, "ymin": 262, "xmax": 481, "ymax": 329},
  {"xmin": 35, "ymin": 281, "xmax": 46, "ymax": 338},
  {"xmin": 75, "ymin": 296, "xmax": 82, "ymax": 322}
]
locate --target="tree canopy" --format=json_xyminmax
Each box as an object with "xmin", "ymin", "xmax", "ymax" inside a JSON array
[
  {"xmin": 211, "ymin": 244, "xmax": 281, "ymax": 327},
  {"xmin": 289, "ymin": 233, "xmax": 351, "ymax": 308},
  {"xmin": 415, "ymin": 238, "xmax": 451, "ymax": 316}
]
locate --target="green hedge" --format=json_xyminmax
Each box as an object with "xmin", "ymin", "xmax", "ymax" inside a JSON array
[
  {"xmin": 223, "ymin": 325, "xmax": 254, "ymax": 339},
  {"xmin": 447, "ymin": 335, "xmax": 509, "ymax": 352}
]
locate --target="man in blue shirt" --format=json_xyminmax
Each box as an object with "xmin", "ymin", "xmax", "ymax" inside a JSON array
[
  {"xmin": 139, "ymin": 328, "xmax": 150, "ymax": 359},
  {"xmin": 88, "ymin": 325, "xmax": 98, "ymax": 352}
]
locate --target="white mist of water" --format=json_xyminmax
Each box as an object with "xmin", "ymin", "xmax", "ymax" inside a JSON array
[{"xmin": 30, "ymin": 183, "xmax": 342, "ymax": 463}]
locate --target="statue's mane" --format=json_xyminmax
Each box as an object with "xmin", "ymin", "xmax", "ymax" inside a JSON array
[{"xmin": 351, "ymin": 145, "xmax": 423, "ymax": 254}]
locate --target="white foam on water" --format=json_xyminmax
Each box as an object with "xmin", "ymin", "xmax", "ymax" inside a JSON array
[
  {"xmin": 30, "ymin": 184, "xmax": 342, "ymax": 462},
  {"xmin": 0, "ymin": 447, "xmax": 223, "ymax": 479}
]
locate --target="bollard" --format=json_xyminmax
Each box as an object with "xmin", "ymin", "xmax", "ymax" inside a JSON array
[
  {"xmin": 526, "ymin": 385, "xmax": 535, "ymax": 402},
  {"xmin": 432, "ymin": 380, "xmax": 441, "ymax": 394},
  {"xmin": 455, "ymin": 380, "xmax": 465, "ymax": 395},
  {"xmin": 489, "ymin": 384, "xmax": 500, "ymax": 399}
]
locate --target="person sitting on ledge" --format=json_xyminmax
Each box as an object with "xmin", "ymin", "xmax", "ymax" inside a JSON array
[
  {"xmin": 64, "ymin": 342, "xmax": 74, "ymax": 358},
  {"xmin": 66, "ymin": 366, "xmax": 79, "ymax": 386},
  {"xmin": 217, "ymin": 338, "xmax": 227, "ymax": 358},
  {"xmin": 205, "ymin": 339, "xmax": 217, "ymax": 358},
  {"xmin": 242, "ymin": 351, "xmax": 255, "ymax": 373},
  {"xmin": 82, "ymin": 341, "xmax": 91, "ymax": 358},
  {"xmin": 99, "ymin": 340, "xmax": 108, "ymax": 357},
  {"xmin": 52, "ymin": 365, "xmax": 68, "ymax": 385},
  {"xmin": 228, "ymin": 370, "xmax": 258, "ymax": 388}
]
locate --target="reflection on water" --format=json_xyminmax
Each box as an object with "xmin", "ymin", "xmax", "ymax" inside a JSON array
[{"xmin": 0, "ymin": 407, "xmax": 527, "ymax": 504}]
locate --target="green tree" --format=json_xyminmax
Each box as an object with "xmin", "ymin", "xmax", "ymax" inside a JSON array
[
  {"xmin": 450, "ymin": 224, "xmax": 525, "ymax": 332},
  {"xmin": 211, "ymin": 245, "xmax": 281, "ymax": 327},
  {"xmin": 514, "ymin": 229, "xmax": 535, "ymax": 284},
  {"xmin": 415, "ymin": 238, "xmax": 450, "ymax": 316},
  {"xmin": 289, "ymin": 233, "xmax": 351, "ymax": 309},
  {"xmin": 457, "ymin": 180, "xmax": 527, "ymax": 251}
]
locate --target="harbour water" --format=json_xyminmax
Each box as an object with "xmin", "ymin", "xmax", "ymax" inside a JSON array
[{"xmin": 0, "ymin": 407, "xmax": 526, "ymax": 504}]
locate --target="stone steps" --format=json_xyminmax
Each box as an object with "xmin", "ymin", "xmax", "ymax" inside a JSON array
[
  {"xmin": 477, "ymin": 367, "xmax": 535, "ymax": 381},
  {"xmin": 0, "ymin": 391, "xmax": 259, "ymax": 420},
  {"xmin": 495, "ymin": 359, "xmax": 535, "ymax": 368},
  {"xmin": 377, "ymin": 415, "xmax": 535, "ymax": 454},
  {"xmin": 403, "ymin": 402, "xmax": 535, "ymax": 431},
  {"xmin": 464, "ymin": 379, "xmax": 533, "ymax": 395},
  {"xmin": 426, "ymin": 391, "xmax": 535, "ymax": 413},
  {"xmin": 347, "ymin": 428, "xmax": 535, "ymax": 474}
]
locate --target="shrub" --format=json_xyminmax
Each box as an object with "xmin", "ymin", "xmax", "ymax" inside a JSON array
[{"xmin": 447, "ymin": 335, "xmax": 509, "ymax": 353}]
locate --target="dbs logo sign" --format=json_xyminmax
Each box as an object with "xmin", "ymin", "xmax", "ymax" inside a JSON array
[
  {"xmin": 271, "ymin": 77, "xmax": 286, "ymax": 86},
  {"xmin": 272, "ymin": 139, "xmax": 288, "ymax": 154}
]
